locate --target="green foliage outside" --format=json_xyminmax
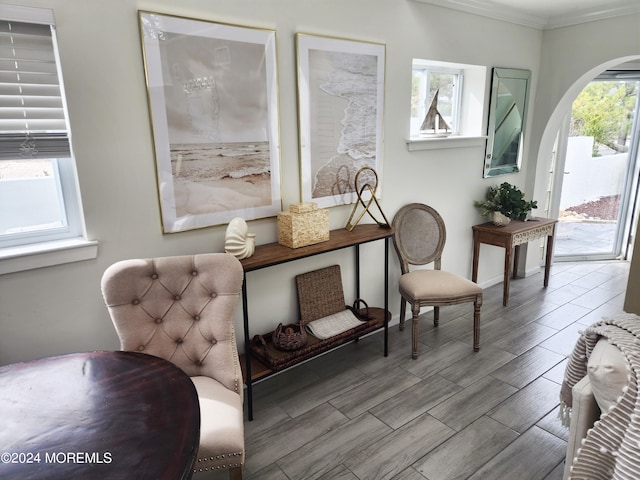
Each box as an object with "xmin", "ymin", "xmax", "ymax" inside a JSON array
[{"xmin": 570, "ymin": 80, "xmax": 639, "ymax": 156}]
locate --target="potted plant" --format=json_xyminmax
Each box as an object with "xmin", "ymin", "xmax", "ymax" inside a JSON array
[{"xmin": 474, "ymin": 182, "xmax": 538, "ymax": 226}]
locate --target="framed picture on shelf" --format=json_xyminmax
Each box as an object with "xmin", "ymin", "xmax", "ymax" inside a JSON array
[
  {"xmin": 296, "ymin": 33, "xmax": 385, "ymax": 208},
  {"xmin": 138, "ymin": 11, "xmax": 282, "ymax": 233}
]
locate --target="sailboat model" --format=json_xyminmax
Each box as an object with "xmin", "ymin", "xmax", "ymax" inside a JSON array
[{"xmin": 420, "ymin": 89, "xmax": 451, "ymax": 137}]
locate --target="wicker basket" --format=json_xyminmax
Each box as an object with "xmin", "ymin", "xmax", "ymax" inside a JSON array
[
  {"xmin": 271, "ymin": 322, "xmax": 307, "ymax": 351},
  {"xmin": 295, "ymin": 265, "xmax": 345, "ymax": 324}
]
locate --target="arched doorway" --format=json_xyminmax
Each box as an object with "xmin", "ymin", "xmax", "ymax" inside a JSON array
[
  {"xmin": 551, "ymin": 64, "xmax": 640, "ymax": 261},
  {"xmin": 537, "ymin": 58, "xmax": 640, "ymax": 263}
]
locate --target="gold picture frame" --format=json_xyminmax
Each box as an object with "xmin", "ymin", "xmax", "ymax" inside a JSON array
[{"xmin": 139, "ymin": 11, "xmax": 282, "ymax": 232}]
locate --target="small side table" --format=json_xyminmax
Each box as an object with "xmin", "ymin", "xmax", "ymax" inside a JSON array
[{"xmin": 472, "ymin": 217, "xmax": 557, "ymax": 306}]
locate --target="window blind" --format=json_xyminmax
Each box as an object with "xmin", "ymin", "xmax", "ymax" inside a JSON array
[{"xmin": 0, "ymin": 19, "xmax": 70, "ymax": 160}]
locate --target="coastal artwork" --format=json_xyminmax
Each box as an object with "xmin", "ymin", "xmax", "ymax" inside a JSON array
[
  {"xmin": 139, "ymin": 12, "xmax": 281, "ymax": 232},
  {"xmin": 297, "ymin": 34, "xmax": 385, "ymax": 208}
]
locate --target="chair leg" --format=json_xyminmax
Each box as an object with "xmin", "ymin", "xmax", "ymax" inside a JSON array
[
  {"xmin": 473, "ymin": 298, "xmax": 481, "ymax": 352},
  {"xmin": 229, "ymin": 466, "xmax": 243, "ymax": 480},
  {"xmin": 399, "ymin": 298, "xmax": 406, "ymax": 331},
  {"xmin": 433, "ymin": 306, "xmax": 440, "ymax": 327},
  {"xmin": 411, "ymin": 303, "xmax": 420, "ymax": 359}
]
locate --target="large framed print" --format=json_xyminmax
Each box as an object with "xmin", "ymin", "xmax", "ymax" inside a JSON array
[
  {"xmin": 139, "ymin": 11, "xmax": 281, "ymax": 232},
  {"xmin": 296, "ymin": 34, "xmax": 385, "ymax": 208}
]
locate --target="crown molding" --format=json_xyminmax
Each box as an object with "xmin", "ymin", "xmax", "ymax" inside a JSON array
[
  {"xmin": 546, "ymin": 3, "xmax": 640, "ymax": 29},
  {"xmin": 412, "ymin": 0, "xmax": 640, "ymax": 30}
]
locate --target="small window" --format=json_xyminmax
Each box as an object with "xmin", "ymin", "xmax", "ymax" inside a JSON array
[
  {"xmin": 0, "ymin": 6, "xmax": 85, "ymax": 250},
  {"xmin": 411, "ymin": 61, "xmax": 462, "ymax": 137}
]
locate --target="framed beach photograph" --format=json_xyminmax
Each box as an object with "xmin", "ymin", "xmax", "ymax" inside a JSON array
[
  {"xmin": 139, "ymin": 11, "xmax": 281, "ymax": 232},
  {"xmin": 296, "ymin": 34, "xmax": 385, "ymax": 208}
]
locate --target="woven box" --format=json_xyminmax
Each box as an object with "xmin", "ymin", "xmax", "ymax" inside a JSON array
[{"xmin": 278, "ymin": 202, "xmax": 329, "ymax": 248}]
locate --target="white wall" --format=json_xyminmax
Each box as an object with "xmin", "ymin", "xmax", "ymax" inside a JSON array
[
  {"xmin": 560, "ymin": 137, "xmax": 628, "ymax": 210},
  {"xmin": 0, "ymin": 0, "xmax": 632, "ymax": 366}
]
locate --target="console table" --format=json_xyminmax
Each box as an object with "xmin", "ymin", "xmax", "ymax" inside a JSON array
[
  {"xmin": 240, "ymin": 224, "xmax": 394, "ymax": 420},
  {"xmin": 472, "ymin": 217, "xmax": 557, "ymax": 306}
]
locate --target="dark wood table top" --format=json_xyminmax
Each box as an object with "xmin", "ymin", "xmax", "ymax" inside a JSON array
[{"xmin": 0, "ymin": 351, "xmax": 200, "ymax": 480}]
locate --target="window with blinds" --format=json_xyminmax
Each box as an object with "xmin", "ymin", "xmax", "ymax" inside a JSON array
[
  {"xmin": 0, "ymin": 20, "xmax": 70, "ymax": 160},
  {"xmin": 0, "ymin": 6, "xmax": 85, "ymax": 252}
]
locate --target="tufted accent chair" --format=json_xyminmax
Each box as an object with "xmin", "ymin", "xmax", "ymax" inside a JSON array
[{"xmin": 101, "ymin": 253, "xmax": 245, "ymax": 480}]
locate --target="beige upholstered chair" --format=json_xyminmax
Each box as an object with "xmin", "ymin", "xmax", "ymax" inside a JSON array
[
  {"xmin": 101, "ymin": 253, "xmax": 245, "ymax": 480},
  {"xmin": 392, "ymin": 203, "xmax": 483, "ymax": 359}
]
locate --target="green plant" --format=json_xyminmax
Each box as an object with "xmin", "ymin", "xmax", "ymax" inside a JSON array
[{"xmin": 474, "ymin": 182, "xmax": 537, "ymax": 221}]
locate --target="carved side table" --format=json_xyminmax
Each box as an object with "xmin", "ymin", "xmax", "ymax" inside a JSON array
[{"xmin": 472, "ymin": 217, "xmax": 557, "ymax": 306}]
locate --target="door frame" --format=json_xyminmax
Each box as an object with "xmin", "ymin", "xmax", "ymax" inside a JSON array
[{"xmin": 550, "ymin": 75, "xmax": 640, "ymax": 262}]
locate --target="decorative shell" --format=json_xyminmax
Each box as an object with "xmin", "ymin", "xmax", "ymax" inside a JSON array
[{"xmin": 225, "ymin": 217, "xmax": 256, "ymax": 259}]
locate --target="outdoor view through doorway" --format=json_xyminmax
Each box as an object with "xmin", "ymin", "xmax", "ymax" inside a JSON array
[{"xmin": 553, "ymin": 71, "xmax": 640, "ymax": 262}]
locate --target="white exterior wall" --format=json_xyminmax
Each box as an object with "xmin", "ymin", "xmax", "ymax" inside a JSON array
[{"xmin": 560, "ymin": 136, "xmax": 628, "ymax": 210}]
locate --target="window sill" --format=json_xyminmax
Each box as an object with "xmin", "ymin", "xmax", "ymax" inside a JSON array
[
  {"xmin": 0, "ymin": 237, "xmax": 98, "ymax": 275},
  {"xmin": 406, "ymin": 135, "xmax": 487, "ymax": 151}
]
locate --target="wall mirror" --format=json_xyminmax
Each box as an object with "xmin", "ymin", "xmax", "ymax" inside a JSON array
[{"xmin": 484, "ymin": 68, "xmax": 531, "ymax": 178}]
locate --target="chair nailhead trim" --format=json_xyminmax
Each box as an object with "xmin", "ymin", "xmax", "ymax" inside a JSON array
[{"xmin": 193, "ymin": 452, "xmax": 243, "ymax": 473}]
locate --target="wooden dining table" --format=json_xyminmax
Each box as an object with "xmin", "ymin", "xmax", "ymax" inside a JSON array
[{"xmin": 0, "ymin": 350, "xmax": 200, "ymax": 480}]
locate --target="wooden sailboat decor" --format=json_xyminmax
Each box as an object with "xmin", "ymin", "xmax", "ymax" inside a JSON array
[{"xmin": 420, "ymin": 89, "xmax": 451, "ymax": 137}]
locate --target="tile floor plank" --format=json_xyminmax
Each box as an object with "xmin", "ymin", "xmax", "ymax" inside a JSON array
[
  {"xmin": 428, "ymin": 376, "xmax": 518, "ymax": 431},
  {"xmin": 490, "ymin": 346, "xmax": 565, "ymax": 388},
  {"xmin": 329, "ymin": 367, "xmax": 422, "ymax": 419},
  {"xmin": 345, "ymin": 413, "xmax": 454, "ymax": 480},
  {"xmin": 276, "ymin": 413, "xmax": 392, "ymax": 480},
  {"xmin": 487, "ymin": 377, "xmax": 561, "ymax": 433},
  {"xmin": 245, "ymin": 403, "xmax": 348, "ymax": 473},
  {"xmin": 413, "ymin": 416, "xmax": 520, "ymax": 480},
  {"xmin": 467, "ymin": 426, "xmax": 566, "ymax": 480},
  {"xmin": 370, "ymin": 374, "xmax": 461, "ymax": 429}
]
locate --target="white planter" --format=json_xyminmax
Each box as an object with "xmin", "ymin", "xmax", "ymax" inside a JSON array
[{"xmin": 491, "ymin": 211, "xmax": 511, "ymax": 227}]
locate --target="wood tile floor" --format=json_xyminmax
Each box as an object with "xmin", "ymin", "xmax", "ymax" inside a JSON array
[{"xmin": 200, "ymin": 260, "xmax": 630, "ymax": 480}]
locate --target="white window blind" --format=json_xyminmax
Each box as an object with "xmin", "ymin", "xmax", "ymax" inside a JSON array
[
  {"xmin": 0, "ymin": 5, "xmax": 94, "ymax": 268},
  {"xmin": 0, "ymin": 18, "xmax": 70, "ymax": 160}
]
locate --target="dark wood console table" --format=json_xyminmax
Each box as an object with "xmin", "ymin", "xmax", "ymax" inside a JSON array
[
  {"xmin": 0, "ymin": 351, "xmax": 200, "ymax": 480},
  {"xmin": 472, "ymin": 217, "xmax": 557, "ymax": 306},
  {"xmin": 240, "ymin": 224, "xmax": 394, "ymax": 420}
]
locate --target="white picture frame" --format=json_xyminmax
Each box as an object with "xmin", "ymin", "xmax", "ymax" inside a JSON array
[{"xmin": 296, "ymin": 33, "xmax": 385, "ymax": 208}]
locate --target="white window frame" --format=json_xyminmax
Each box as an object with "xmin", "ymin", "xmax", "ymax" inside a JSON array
[
  {"xmin": 0, "ymin": 5, "xmax": 95, "ymax": 275},
  {"xmin": 411, "ymin": 61, "xmax": 463, "ymax": 137}
]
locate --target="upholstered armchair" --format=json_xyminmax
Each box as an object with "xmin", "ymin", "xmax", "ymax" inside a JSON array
[{"xmin": 101, "ymin": 253, "xmax": 245, "ymax": 480}]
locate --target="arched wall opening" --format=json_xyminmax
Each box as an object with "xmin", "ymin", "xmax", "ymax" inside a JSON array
[{"xmin": 525, "ymin": 55, "xmax": 640, "ymax": 270}]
